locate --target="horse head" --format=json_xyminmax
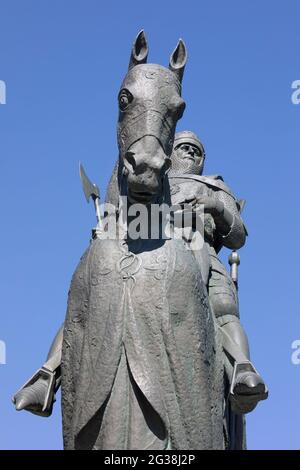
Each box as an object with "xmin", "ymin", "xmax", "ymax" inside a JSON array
[{"xmin": 117, "ymin": 31, "xmax": 187, "ymax": 204}]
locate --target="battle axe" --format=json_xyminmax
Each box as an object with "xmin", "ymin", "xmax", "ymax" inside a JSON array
[{"xmin": 79, "ymin": 162, "xmax": 102, "ymax": 231}]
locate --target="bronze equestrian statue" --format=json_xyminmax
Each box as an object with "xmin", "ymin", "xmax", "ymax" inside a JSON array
[{"xmin": 13, "ymin": 31, "xmax": 267, "ymax": 450}]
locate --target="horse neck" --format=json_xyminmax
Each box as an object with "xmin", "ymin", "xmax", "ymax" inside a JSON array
[{"xmin": 117, "ymin": 174, "xmax": 171, "ymax": 244}]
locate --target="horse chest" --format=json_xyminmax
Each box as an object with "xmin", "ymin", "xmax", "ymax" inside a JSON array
[{"xmin": 90, "ymin": 238, "xmax": 201, "ymax": 318}]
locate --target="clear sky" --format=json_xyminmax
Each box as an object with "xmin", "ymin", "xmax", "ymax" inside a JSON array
[{"xmin": 0, "ymin": 0, "xmax": 299, "ymax": 450}]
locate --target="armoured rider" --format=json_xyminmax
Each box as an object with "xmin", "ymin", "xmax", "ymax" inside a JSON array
[{"xmin": 169, "ymin": 131, "xmax": 267, "ymax": 414}]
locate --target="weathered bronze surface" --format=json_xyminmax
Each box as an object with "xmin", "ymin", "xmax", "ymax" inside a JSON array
[{"xmin": 13, "ymin": 31, "xmax": 268, "ymax": 450}]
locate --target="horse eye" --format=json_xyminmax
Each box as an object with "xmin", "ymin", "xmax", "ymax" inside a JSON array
[{"xmin": 118, "ymin": 89, "xmax": 133, "ymax": 111}]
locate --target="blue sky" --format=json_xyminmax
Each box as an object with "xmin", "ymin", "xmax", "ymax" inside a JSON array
[{"xmin": 0, "ymin": 0, "xmax": 299, "ymax": 449}]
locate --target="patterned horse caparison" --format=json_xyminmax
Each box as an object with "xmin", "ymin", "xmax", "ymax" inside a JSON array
[
  {"xmin": 61, "ymin": 33, "xmax": 225, "ymax": 449},
  {"xmin": 13, "ymin": 31, "xmax": 228, "ymax": 450}
]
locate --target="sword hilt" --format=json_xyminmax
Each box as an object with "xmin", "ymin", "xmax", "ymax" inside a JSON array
[
  {"xmin": 229, "ymin": 250, "xmax": 240, "ymax": 287},
  {"xmin": 228, "ymin": 199, "xmax": 245, "ymax": 288}
]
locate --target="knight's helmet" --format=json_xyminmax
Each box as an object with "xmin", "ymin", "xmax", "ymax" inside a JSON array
[{"xmin": 171, "ymin": 130, "xmax": 206, "ymax": 175}]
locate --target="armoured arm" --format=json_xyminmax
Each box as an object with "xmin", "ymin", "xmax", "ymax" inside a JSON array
[
  {"xmin": 213, "ymin": 190, "xmax": 247, "ymax": 250},
  {"xmin": 186, "ymin": 182, "xmax": 246, "ymax": 249},
  {"xmin": 204, "ymin": 197, "xmax": 234, "ymax": 237}
]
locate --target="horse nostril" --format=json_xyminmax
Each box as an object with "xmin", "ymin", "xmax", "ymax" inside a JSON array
[
  {"xmin": 124, "ymin": 152, "xmax": 150, "ymax": 175},
  {"xmin": 124, "ymin": 152, "xmax": 136, "ymax": 174}
]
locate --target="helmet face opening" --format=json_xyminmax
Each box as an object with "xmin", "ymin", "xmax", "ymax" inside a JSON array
[{"xmin": 171, "ymin": 131, "xmax": 205, "ymax": 175}]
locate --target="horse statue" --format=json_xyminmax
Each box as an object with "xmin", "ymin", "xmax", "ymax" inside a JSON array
[{"xmin": 13, "ymin": 31, "xmax": 263, "ymax": 450}]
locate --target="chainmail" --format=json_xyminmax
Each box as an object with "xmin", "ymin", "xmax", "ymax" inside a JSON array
[{"xmin": 169, "ymin": 150, "xmax": 202, "ymax": 176}]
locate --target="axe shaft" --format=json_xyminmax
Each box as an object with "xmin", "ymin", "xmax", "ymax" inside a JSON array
[{"xmin": 93, "ymin": 196, "xmax": 102, "ymax": 229}]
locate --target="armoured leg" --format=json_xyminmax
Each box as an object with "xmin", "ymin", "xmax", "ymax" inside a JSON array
[
  {"xmin": 46, "ymin": 324, "xmax": 63, "ymax": 362},
  {"xmin": 209, "ymin": 266, "xmax": 267, "ymax": 414},
  {"xmin": 218, "ymin": 315, "xmax": 267, "ymax": 413},
  {"xmin": 13, "ymin": 324, "xmax": 63, "ymax": 417}
]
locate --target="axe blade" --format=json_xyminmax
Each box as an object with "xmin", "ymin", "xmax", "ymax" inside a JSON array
[{"xmin": 79, "ymin": 162, "xmax": 100, "ymax": 203}]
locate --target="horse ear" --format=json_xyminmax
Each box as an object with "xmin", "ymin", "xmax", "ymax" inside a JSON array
[
  {"xmin": 169, "ymin": 39, "xmax": 187, "ymax": 83},
  {"xmin": 128, "ymin": 30, "xmax": 149, "ymax": 70}
]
